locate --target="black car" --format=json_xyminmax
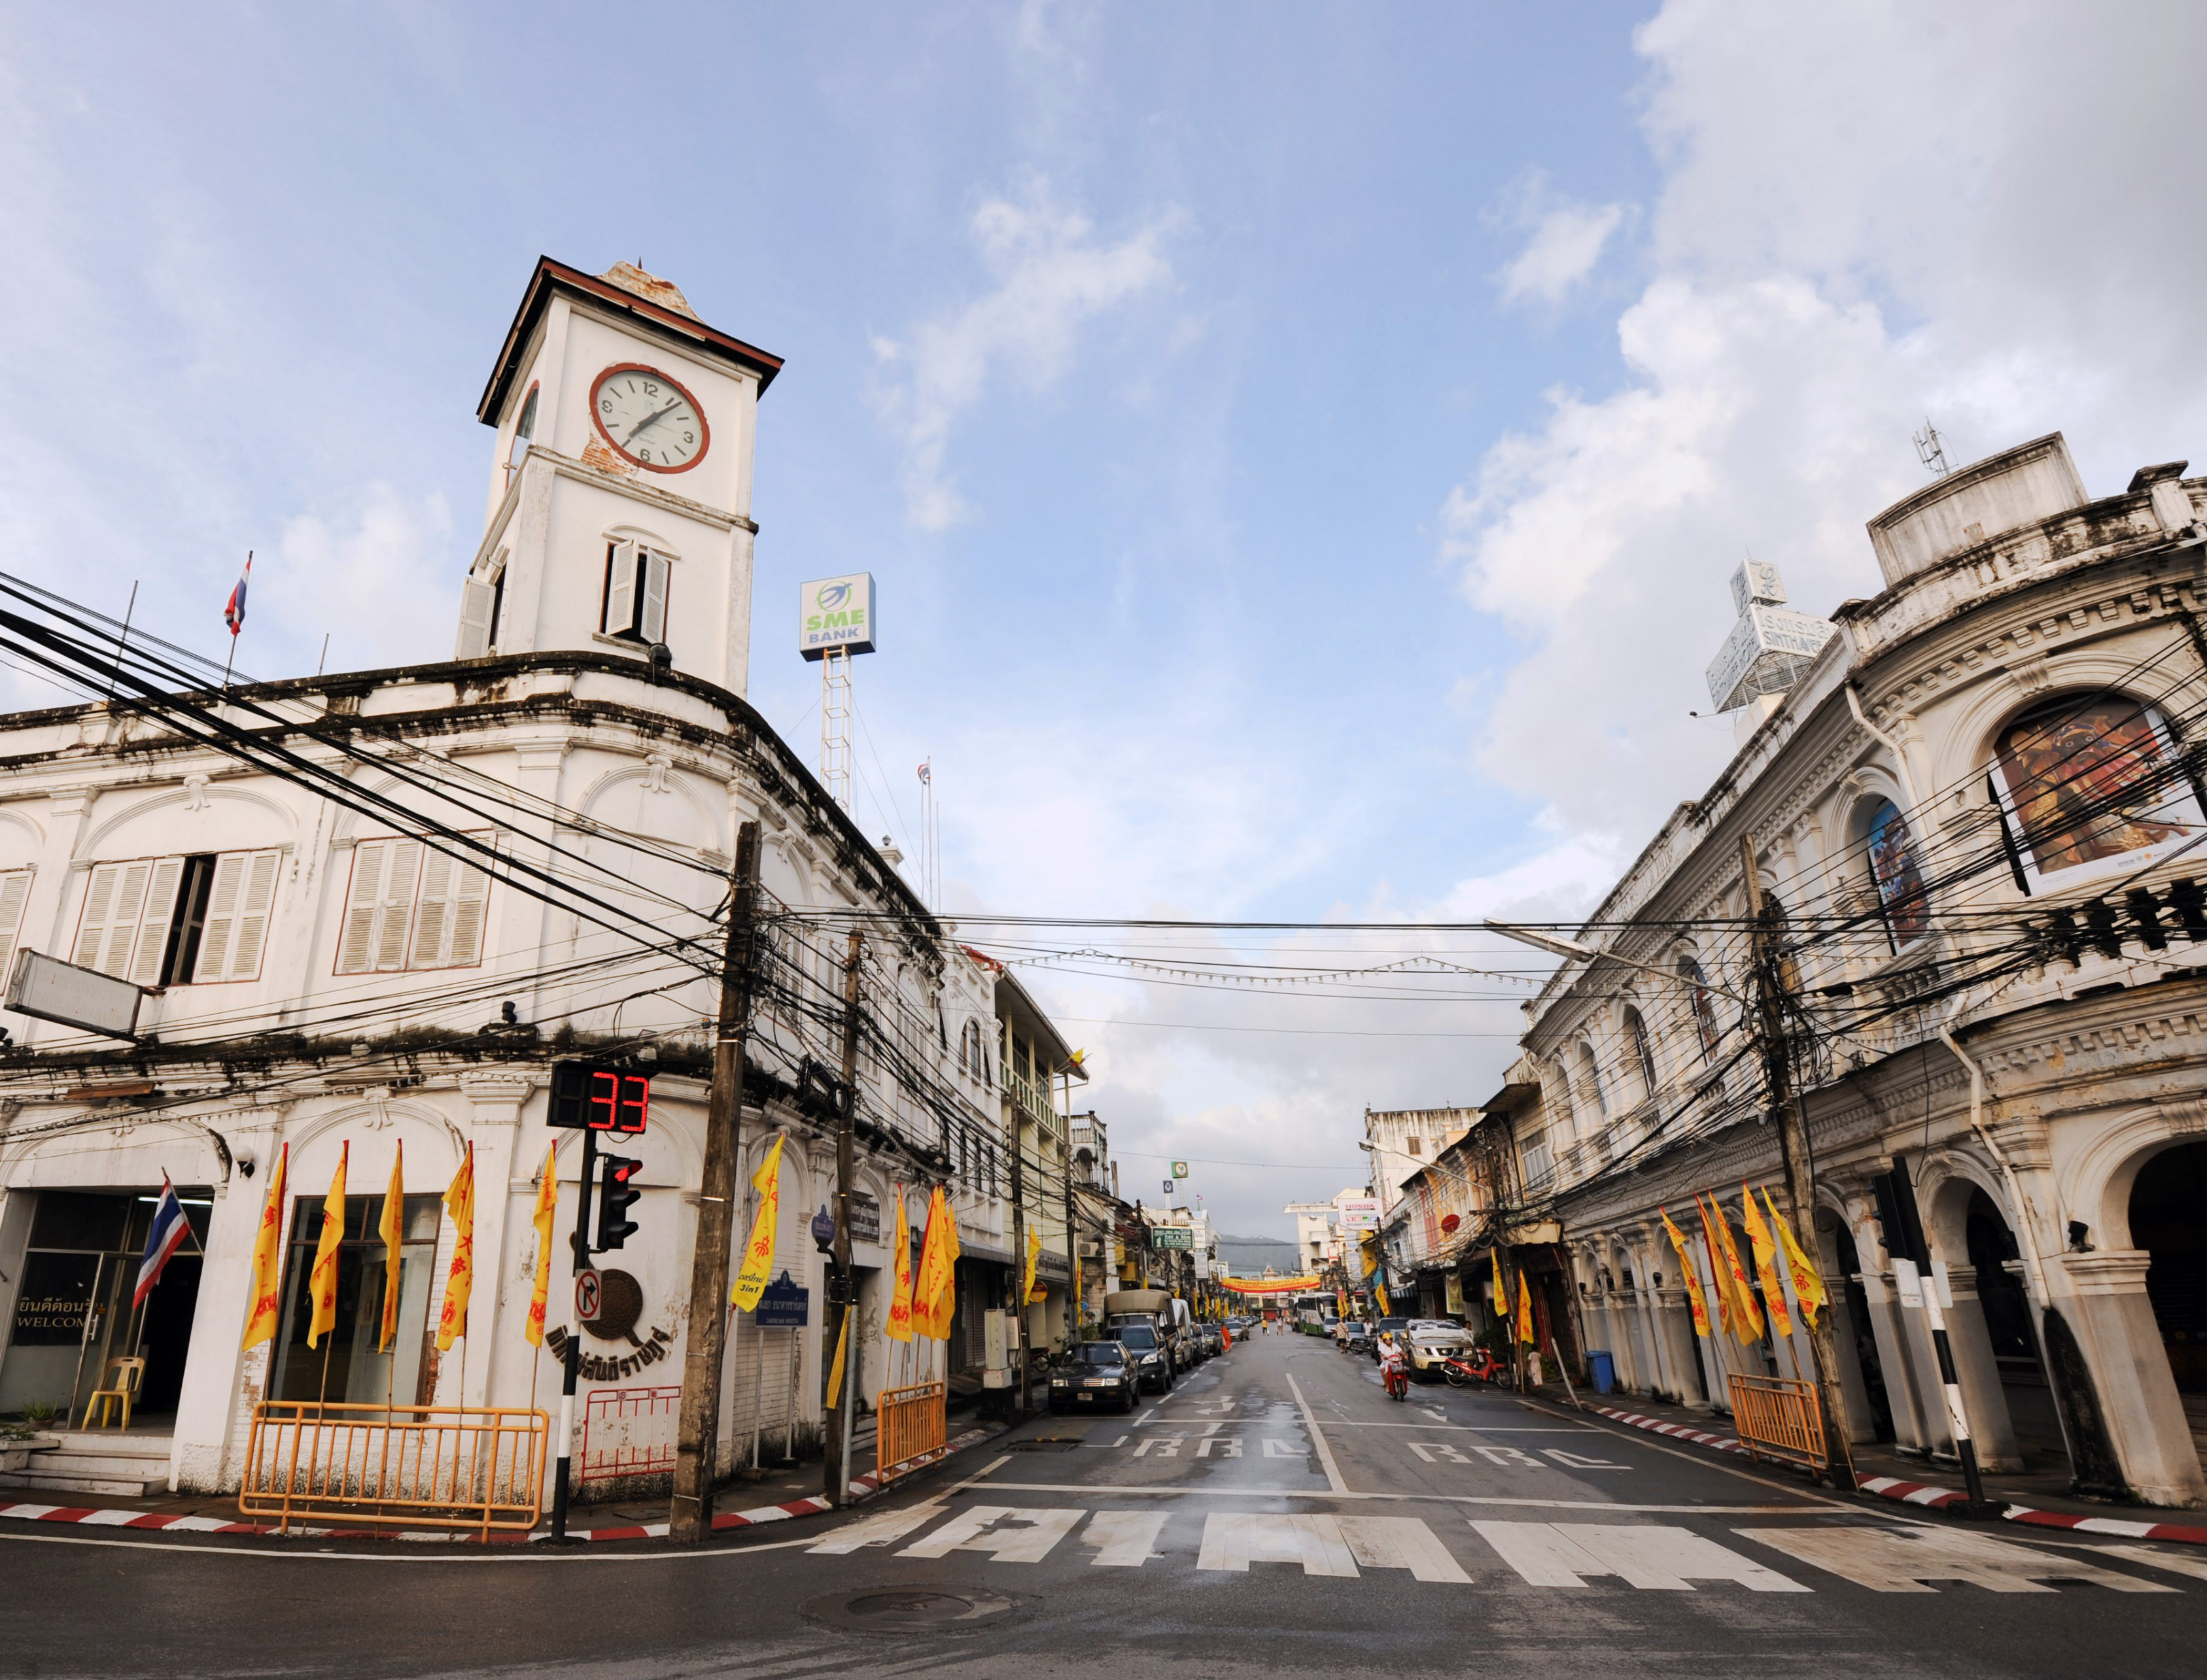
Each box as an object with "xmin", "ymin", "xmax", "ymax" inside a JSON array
[
  {"xmin": 1111, "ymin": 1322, "xmax": 1175, "ymax": 1392},
  {"xmin": 1366, "ymin": 1316, "xmax": 1414, "ymax": 1360},
  {"xmin": 1049, "ymin": 1340, "xmax": 1141, "ymax": 1413}
]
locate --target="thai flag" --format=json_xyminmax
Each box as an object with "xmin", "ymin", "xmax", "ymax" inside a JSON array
[
  {"xmin": 134, "ymin": 1175, "xmax": 191, "ymax": 1308},
  {"xmin": 918, "ymin": 760, "xmax": 930, "ymax": 785},
  {"xmin": 222, "ymin": 556, "xmax": 251, "ymax": 638}
]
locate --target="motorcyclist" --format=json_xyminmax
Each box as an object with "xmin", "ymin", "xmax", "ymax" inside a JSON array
[{"xmin": 1376, "ymin": 1331, "xmax": 1409, "ymax": 1399}]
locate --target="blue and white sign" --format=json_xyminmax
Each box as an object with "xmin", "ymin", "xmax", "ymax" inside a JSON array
[
  {"xmin": 799, "ymin": 573, "xmax": 877, "ymax": 660},
  {"xmin": 754, "ymin": 1270, "xmax": 810, "ymax": 1328}
]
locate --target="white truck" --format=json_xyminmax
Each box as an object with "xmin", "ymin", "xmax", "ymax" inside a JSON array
[{"xmin": 1103, "ymin": 1288, "xmax": 1193, "ymax": 1389}]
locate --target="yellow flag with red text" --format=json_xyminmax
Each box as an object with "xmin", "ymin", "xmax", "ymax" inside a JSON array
[
  {"xmin": 378, "ymin": 1142, "xmax": 404, "ymax": 1351},
  {"xmin": 1741, "ymin": 1182, "xmax": 1794, "ymax": 1339},
  {"xmin": 1701, "ymin": 1191, "xmax": 1763, "ymax": 1341},
  {"xmin": 307, "ymin": 1142, "xmax": 348, "ymax": 1348},
  {"xmin": 730, "ymin": 1135, "xmax": 786, "ymax": 1312},
  {"xmin": 1491, "ymin": 1249, "xmax": 1508, "ymax": 1318},
  {"xmin": 1024, "ymin": 1224, "xmax": 1043, "ymax": 1305},
  {"xmin": 1764, "ymin": 1188, "xmax": 1828, "ymax": 1327},
  {"xmin": 885, "ymin": 1186, "xmax": 914, "ymax": 1343},
  {"xmin": 434, "ymin": 1143, "xmax": 476, "ymax": 1352},
  {"xmin": 526, "ymin": 1142, "xmax": 558, "ymax": 1347},
  {"xmin": 1514, "ymin": 1270, "xmax": 1537, "ymax": 1346},
  {"xmin": 241, "ymin": 1142, "xmax": 290, "ymax": 1350},
  {"xmin": 930, "ymin": 1192, "xmax": 962, "ymax": 1335},
  {"xmin": 912, "ymin": 1186, "xmax": 953, "ymax": 1341},
  {"xmin": 1660, "ymin": 1207, "xmax": 1712, "ymax": 1337},
  {"xmin": 1694, "ymin": 1194, "xmax": 1738, "ymax": 1336}
]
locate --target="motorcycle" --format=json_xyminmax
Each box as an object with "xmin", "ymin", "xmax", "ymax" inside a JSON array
[
  {"xmin": 1381, "ymin": 1356, "xmax": 1410, "ymax": 1401},
  {"xmin": 1441, "ymin": 1348, "xmax": 1506, "ymax": 1388}
]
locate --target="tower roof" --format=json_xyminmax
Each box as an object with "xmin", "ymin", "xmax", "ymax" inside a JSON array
[{"xmin": 599, "ymin": 260, "xmax": 699, "ymax": 320}]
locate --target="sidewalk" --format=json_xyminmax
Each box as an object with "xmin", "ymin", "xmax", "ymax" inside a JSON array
[{"xmin": 1531, "ymin": 1383, "xmax": 2207, "ymax": 1545}]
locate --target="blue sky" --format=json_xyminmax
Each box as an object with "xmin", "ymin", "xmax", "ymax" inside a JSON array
[{"xmin": 7, "ymin": 3, "xmax": 2206, "ymax": 1237}]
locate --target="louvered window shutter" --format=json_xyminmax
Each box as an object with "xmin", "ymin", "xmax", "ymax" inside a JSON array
[
  {"xmin": 190, "ymin": 853, "xmax": 249, "ymax": 982},
  {"xmin": 412, "ymin": 849, "xmax": 455, "ymax": 968},
  {"xmin": 374, "ymin": 841, "xmax": 423, "ymax": 971},
  {"xmin": 603, "ymin": 541, "xmax": 638, "ymax": 636},
  {"xmin": 128, "ymin": 857, "xmax": 186, "ymax": 986},
  {"xmin": 336, "ymin": 842, "xmax": 389, "ymax": 975},
  {"xmin": 446, "ymin": 849, "xmax": 490, "ymax": 967},
  {"xmin": 456, "ymin": 579, "xmax": 496, "ymax": 660},
  {"xmin": 73, "ymin": 863, "xmax": 122, "ymax": 969},
  {"xmin": 218, "ymin": 851, "xmax": 281, "ymax": 980},
  {"xmin": 85, "ymin": 861, "xmax": 153, "ymax": 978},
  {"xmin": 639, "ymin": 551, "xmax": 670, "ymax": 645},
  {"xmin": 0, "ymin": 870, "xmax": 30, "ymax": 982}
]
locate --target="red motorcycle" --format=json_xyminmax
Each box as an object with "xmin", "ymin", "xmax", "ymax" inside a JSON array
[
  {"xmin": 1441, "ymin": 1348, "xmax": 1506, "ymax": 1388},
  {"xmin": 1380, "ymin": 1352, "xmax": 1411, "ymax": 1401}
]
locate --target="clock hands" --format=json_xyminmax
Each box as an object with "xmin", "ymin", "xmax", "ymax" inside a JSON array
[{"xmin": 623, "ymin": 402, "xmax": 684, "ymax": 447}]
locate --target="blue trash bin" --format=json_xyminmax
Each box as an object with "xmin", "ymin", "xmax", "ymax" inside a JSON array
[{"xmin": 1588, "ymin": 1349, "xmax": 1616, "ymax": 1394}]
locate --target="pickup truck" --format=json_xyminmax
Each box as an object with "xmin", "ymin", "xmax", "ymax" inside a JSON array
[{"xmin": 1104, "ymin": 1288, "xmax": 1193, "ymax": 1379}]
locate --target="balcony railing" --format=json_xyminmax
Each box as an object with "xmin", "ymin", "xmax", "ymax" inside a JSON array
[{"xmin": 1004, "ymin": 1065, "xmax": 1065, "ymax": 1138}]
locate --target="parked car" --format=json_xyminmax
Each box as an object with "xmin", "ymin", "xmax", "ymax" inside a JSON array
[
  {"xmin": 1404, "ymin": 1322, "xmax": 1468, "ymax": 1380},
  {"xmin": 1339, "ymin": 1321, "xmax": 1371, "ymax": 1354},
  {"xmin": 1107, "ymin": 1320, "xmax": 1175, "ymax": 1392},
  {"xmin": 1198, "ymin": 1325, "xmax": 1224, "ymax": 1358},
  {"xmin": 1334, "ymin": 1318, "xmax": 1366, "ymax": 1348},
  {"xmin": 1049, "ymin": 1340, "xmax": 1141, "ymax": 1413}
]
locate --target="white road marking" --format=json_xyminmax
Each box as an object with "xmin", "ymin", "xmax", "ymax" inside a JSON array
[
  {"xmin": 1194, "ymin": 1436, "xmax": 1242, "ymax": 1458},
  {"xmin": 1134, "ymin": 1408, "xmax": 1158, "ymax": 1426},
  {"xmin": 1738, "ymin": 1526, "xmax": 2178, "ymax": 1594},
  {"xmin": 1338, "ymin": 1516, "xmax": 1472, "ymax": 1583},
  {"xmin": 2085, "ymin": 1543, "xmax": 2207, "ymax": 1583},
  {"xmin": 1198, "ymin": 1513, "xmax": 1360, "ymax": 1577},
  {"xmin": 898, "ymin": 1505, "xmax": 1083, "ymax": 1564},
  {"xmin": 1132, "ymin": 1436, "xmax": 1183, "ymax": 1458},
  {"xmin": 1262, "ymin": 1438, "xmax": 1304, "ymax": 1457},
  {"xmin": 964, "ymin": 1479, "xmax": 1808, "ymax": 1512},
  {"xmin": 807, "ymin": 1500, "xmax": 947, "ymax": 1554},
  {"xmin": 1317, "ymin": 1422, "xmax": 1599, "ymax": 1432},
  {"xmin": 1542, "ymin": 1449, "xmax": 1626, "ymax": 1469},
  {"xmin": 1082, "ymin": 1510, "xmax": 1168, "ymax": 1567},
  {"xmin": 1285, "ymin": 1372, "xmax": 1348, "ymax": 1494},
  {"xmin": 1472, "ymin": 1521, "xmax": 1807, "ymax": 1592}
]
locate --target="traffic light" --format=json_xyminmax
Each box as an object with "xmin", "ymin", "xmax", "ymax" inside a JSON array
[{"xmin": 595, "ymin": 1153, "xmax": 642, "ymax": 1252}]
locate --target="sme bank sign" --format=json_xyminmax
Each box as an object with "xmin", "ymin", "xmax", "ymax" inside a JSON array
[{"xmin": 799, "ymin": 574, "xmax": 877, "ymax": 660}]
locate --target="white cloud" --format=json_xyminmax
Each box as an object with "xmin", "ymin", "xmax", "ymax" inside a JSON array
[
  {"xmin": 1444, "ymin": 0, "xmax": 2207, "ymax": 846},
  {"xmin": 1499, "ymin": 197, "xmax": 1627, "ymax": 305},
  {"xmin": 276, "ymin": 485, "xmax": 456, "ymax": 673},
  {"xmin": 873, "ymin": 182, "xmax": 1177, "ymax": 530}
]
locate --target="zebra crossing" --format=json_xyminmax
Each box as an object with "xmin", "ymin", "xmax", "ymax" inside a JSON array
[{"xmin": 803, "ymin": 1498, "xmax": 2198, "ymax": 1594}]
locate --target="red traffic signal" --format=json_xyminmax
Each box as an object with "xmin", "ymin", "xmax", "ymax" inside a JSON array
[{"xmin": 549, "ymin": 1061, "xmax": 650, "ymax": 1134}]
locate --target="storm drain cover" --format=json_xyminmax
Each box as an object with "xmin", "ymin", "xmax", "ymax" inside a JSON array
[{"xmin": 807, "ymin": 1585, "xmax": 1028, "ymax": 1634}]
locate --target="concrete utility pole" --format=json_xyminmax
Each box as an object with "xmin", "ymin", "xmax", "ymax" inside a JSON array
[
  {"xmin": 1011, "ymin": 1101, "xmax": 1028, "ymax": 1416},
  {"xmin": 1738, "ymin": 834, "xmax": 1857, "ymax": 1492},
  {"xmin": 823, "ymin": 931, "xmax": 863, "ymax": 1506},
  {"xmin": 1063, "ymin": 1126, "xmax": 1081, "ymax": 1347},
  {"xmin": 670, "ymin": 820, "xmax": 761, "ymax": 1543}
]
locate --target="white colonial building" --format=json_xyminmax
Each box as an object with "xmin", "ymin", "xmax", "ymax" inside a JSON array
[
  {"xmin": 1491, "ymin": 434, "xmax": 2207, "ymax": 1508},
  {"xmin": 0, "ymin": 258, "xmax": 1054, "ymax": 1499}
]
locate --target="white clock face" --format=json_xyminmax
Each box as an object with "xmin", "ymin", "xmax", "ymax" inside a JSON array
[{"xmin": 590, "ymin": 364, "xmax": 709, "ymax": 472}]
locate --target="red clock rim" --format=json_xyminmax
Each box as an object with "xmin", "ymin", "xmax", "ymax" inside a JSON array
[{"xmin": 589, "ymin": 362, "xmax": 711, "ymax": 474}]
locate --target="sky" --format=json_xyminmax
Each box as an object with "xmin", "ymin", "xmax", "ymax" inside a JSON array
[{"xmin": 6, "ymin": 1, "xmax": 2207, "ymax": 1240}]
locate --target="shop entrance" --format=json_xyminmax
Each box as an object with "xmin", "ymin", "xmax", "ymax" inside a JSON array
[
  {"xmin": 2129, "ymin": 1140, "xmax": 2207, "ymax": 1471},
  {"xmin": 1828, "ymin": 1217, "xmax": 1896, "ymax": 1443},
  {"xmin": 0, "ymin": 1188, "xmax": 210, "ymax": 1427}
]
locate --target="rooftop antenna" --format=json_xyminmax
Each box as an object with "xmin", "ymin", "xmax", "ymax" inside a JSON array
[{"xmin": 1913, "ymin": 418, "xmax": 1951, "ymax": 478}]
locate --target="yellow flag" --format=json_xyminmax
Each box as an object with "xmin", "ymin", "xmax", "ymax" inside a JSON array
[
  {"xmin": 824, "ymin": 1307, "xmax": 850, "ymax": 1411},
  {"xmin": 1491, "ymin": 1249, "xmax": 1508, "ymax": 1317},
  {"xmin": 1375, "ymin": 1282, "xmax": 1391, "ymax": 1316},
  {"xmin": 434, "ymin": 1142, "xmax": 476, "ymax": 1352},
  {"xmin": 1514, "ymin": 1270, "xmax": 1537, "ymax": 1346},
  {"xmin": 885, "ymin": 1186, "xmax": 914, "ymax": 1343},
  {"xmin": 378, "ymin": 1142, "xmax": 404, "ymax": 1352},
  {"xmin": 912, "ymin": 1186, "xmax": 952, "ymax": 1340},
  {"xmin": 526, "ymin": 1142, "xmax": 558, "ymax": 1348},
  {"xmin": 1024, "ymin": 1224, "xmax": 1043, "ymax": 1305},
  {"xmin": 730, "ymin": 1135, "xmax": 786, "ymax": 1311},
  {"xmin": 1764, "ymin": 1188, "xmax": 1828, "ymax": 1327},
  {"xmin": 1701, "ymin": 1191, "xmax": 1763, "ymax": 1341},
  {"xmin": 931, "ymin": 1193, "xmax": 962, "ymax": 1335},
  {"xmin": 241, "ymin": 1142, "xmax": 290, "ymax": 1350},
  {"xmin": 307, "ymin": 1142, "xmax": 348, "ymax": 1349},
  {"xmin": 1660, "ymin": 1207, "xmax": 1712, "ymax": 1337},
  {"xmin": 1741, "ymin": 1182, "xmax": 1794, "ymax": 1339}
]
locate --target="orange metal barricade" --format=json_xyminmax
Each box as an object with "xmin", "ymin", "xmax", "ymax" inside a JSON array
[
  {"xmin": 875, "ymin": 1380, "xmax": 947, "ymax": 1484},
  {"xmin": 1727, "ymin": 1373, "xmax": 1828, "ymax": 1472},
  {"xmin": 239, "ymin": 1400, "xmax": 548, "ymax": 1536}
]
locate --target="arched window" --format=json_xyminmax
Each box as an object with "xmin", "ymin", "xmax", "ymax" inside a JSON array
[
  {"xmin": 1862, "ymin": 797, "xmax": 1930, "ymax": 950},
  {"xmin": 1576, "ymin": 1042, "xmax": 1608, "ymax": 1118},
  {"xmin": 1990, "ymin": 694, "xmax": 2204, "ymax": 887},
  {"xmin": 1678, "ymin": 954, "xmax": 1720, "ymax": 1060},
  {"xmin": 1624, "ymin": 1006, "xmax": 1658, "ymax": 1097}
]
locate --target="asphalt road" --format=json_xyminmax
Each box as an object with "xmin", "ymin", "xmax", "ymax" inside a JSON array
[{"xmin": 5, "ymin": 1329, "xmax": 2204, "ymax": 1679}]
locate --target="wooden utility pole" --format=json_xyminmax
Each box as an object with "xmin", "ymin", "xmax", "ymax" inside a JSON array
[
  {"xmin": 1011, "ymin": 1103, "xmax": 1028, "ymax": 1415},
  {"xmin": 669, "ymin": 821, "xmax": 761, "ymax": 1544},
  {"xmin": 823, "ymin": 931, "xmax": 863, "ymax": 1506},
  {"xmin": 1739, "ymin": 834, "xmax": 1857, "ymax": 1492},
  {"xmin": 1063, "ymin": 1112, "xmax": 1081, "ymax": 1347}
]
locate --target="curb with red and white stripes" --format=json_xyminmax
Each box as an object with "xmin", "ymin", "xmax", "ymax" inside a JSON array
[
  {"xmin": 1587, "ymin": 1403, "xmax": 2207, "ymax": 1545},
  {"xmin": 0, "ymin": 1424, "xmax": 1003, "ymax": 1547}
]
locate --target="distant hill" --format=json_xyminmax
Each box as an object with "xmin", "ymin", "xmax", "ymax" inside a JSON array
[{"xmin": 1217, "ymin": 1234, "xmax": 1302, "ymax": 1275}]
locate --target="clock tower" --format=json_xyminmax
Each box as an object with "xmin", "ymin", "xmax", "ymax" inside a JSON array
[{"xmin": 457, "ymin": 258, "xmax": 782, "ymax": 696}]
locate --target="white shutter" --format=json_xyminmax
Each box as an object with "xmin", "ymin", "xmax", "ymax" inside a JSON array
[
  {"xmin": 456, "ymin": 579, "xmax": 495, "ymax": 660},
  {"xmin": 128, "ymin": 857, "xmax": 186, "ymax": 986},
  {"xmin": 215, "ymin": 850, "xmax": 280, "ymax": 980},
  {"xmin": 0, "ymin": 870, "xmax": 30, "ymax": 982},
  {"xmin": 639, "ymin": 551, "xmax": 670, "ymax": 645},
  {"xmin": 412, "ymin": 849, "xmax": 455, "ymax": 968},
  {"xmin": 79, "ymin": 861, "xmax": 152, "ymax": 978},
  {"xmin": 374, "ymin": 840, "xmax": 423, "ymax": 971},
  {"xmin": 336, "ymin": 842, "xmax": 389, "ymax": 975},
  {"xmin": 603, "ymin": 541, "xmax": 638, "ymax": 636},
  {"xmin": 190, "ymin": 853, "xmax": 248, "ymax": 982},
  {"xmin": 445, "ymin": 851, "xmax": 490, "ymax": 968}
]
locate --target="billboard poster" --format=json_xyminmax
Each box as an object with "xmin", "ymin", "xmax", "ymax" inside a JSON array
[
  {"xmin": 1336, "ymin": 1197, "xmax": 1380, "ymax": 1235},
  {"xmin": 800, "ymin": 574, "xmax": 877, "ymax": 660}
]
